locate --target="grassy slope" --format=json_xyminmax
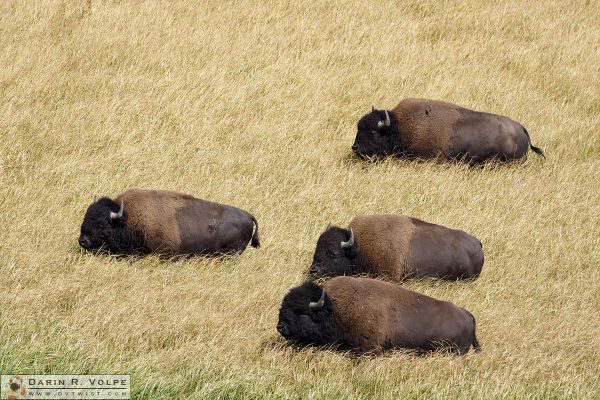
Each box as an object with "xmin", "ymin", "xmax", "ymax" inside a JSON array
[{"xmin": 1, "ymin": 0, "xmax": 599, "ymax": 398}]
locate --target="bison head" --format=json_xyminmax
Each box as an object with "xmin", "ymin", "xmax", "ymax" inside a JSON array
[
  {"xmin": 277, "ymin": 281, "xmax": 340, "ymax": 345},
  {"xmin": 79, "ymin": 197, "xmax": 125, "ymax": 251},
  {"xmin": 309, "ymin": 226, "xmax": 360, "ymax": 278},
  {"xmin": 352, "ymin": 107, "xmax": 401, "ymax": 158}
]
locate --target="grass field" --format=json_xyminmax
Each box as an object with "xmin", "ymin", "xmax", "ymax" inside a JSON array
[{"xmin": 1, "ymin": 0, "xmax": 599, "ymax": 398}]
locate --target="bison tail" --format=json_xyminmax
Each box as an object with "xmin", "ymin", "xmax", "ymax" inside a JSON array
[
  {"xmin": 530, "ymin": 144, "xmax": 546, "ymax": 159},
  {"xmin": 250, "ymin": 216, "xmax": 260, "ymax": 248},
  {"xmin": 469, "ymin": 311, "xmax": 482, "ymax": 353},
  {"xmin": 523, "ymin": 128, "xmax": 546, "ymax": 159},
  {"xmin": 472, "ymin": 335, "xmax": 482, "ymax": 353}
]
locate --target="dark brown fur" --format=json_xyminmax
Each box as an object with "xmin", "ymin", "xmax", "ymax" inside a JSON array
[
  {"xmin": 322, "ymin": 277, "xmax": 479, "ymax": 354},
  {"xmin": 392, "ymin": 98, "xmax": 539, "ymax": 161},
  {"xmin": 349, "ymin": 214, "xmax": 483, "ymax": 279},
  {"xmin": 112, "ymin": 189, "xmax": 258, "ymax": 255}
]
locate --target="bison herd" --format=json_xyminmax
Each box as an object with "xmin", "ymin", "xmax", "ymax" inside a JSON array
[{"xmin": 79, "ymin": 98, "xmax": 545, "ymax": 356}]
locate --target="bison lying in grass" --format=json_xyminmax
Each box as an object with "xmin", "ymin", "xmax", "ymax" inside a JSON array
[
  {"xmin": 277, "ymin": 276, "xmax": 481, "ymax": 354},
  {"xmin": 310, "ymin": 214, "xmax": 484, "ymax": 281},
  {"xmin": 352, "ymin": 98, "xmax": 545, "ymax": 163},
  {"xmin": 79, "ymin": 189, "xmax": 259, "ymax": 256}
]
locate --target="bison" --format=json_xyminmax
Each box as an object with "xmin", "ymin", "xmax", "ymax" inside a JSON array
[
  {"xmin": 277, "ymin": 276, "xmax": 481, "ymax": 354},
  {"xmin": 309, "ymin": 214, "xmax": 483, "ymax": 280},
  {"xmin": 78, "ymin": 189, "xmax": 260, "ymax": 256},
  {"xmin": 352, "ymin": 98, "xmax": 545, "ymax": 162}
]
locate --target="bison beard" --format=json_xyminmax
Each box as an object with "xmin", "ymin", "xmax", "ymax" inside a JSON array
[
  {"xmin": 78, "ymin": 197, "xmax": 144, "ymax": 253},
  {"xmin": 352, "ymin": 108, "xmax": 403, "ymax": 158},
  {"xmin": 276, "ymin": 281, "xmax": 345, "ymax": 347},
  {"xmin": 309, "ymin": 227, "xmax": 362, "ymax": 278}
]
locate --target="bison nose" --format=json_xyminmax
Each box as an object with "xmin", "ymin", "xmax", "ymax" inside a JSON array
[
  {"xmin": 351, "ymin": 144, "xmax": 359, "ymax": 152},
  {"xmin": 79, "ymin": 236, "xmax": 90, "ymax": 248},
  {"xmin": 309, "ymin": 265, "xmax": 319, "ymax": 275},
  {"xmin": 276, "ymin": 323, "xmax": 288, "ymax": 336}
]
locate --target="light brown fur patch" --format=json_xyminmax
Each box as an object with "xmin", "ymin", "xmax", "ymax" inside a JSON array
[
  {"xmin": 349, "ymin": 214, "xmax": 415, "ymax": 280},
  {"xmin": 391, "ymin": 98, "xmax": 460, "ymax": 158},
  {"xmin": 322, "ymin": 276, "xmax": 422, "ymax": 351},
  {"xmin": 115, "ymin": 189, "xmax": 190, "ymax": 253}
]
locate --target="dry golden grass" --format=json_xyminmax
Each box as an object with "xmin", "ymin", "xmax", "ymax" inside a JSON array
[{"xmin": 1, "ymin": 0, "xmax": 599, "ymax": 398}]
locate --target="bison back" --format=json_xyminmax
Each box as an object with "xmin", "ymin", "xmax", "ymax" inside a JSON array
[
  {"xmin": 448, "ymin": 107, "xmax": 530, "ymax": 162},
  {"xmin": 176, "ymin": 200, "xmax": 256, "ymax": 255},
  {"xmin": 407, "ymin": 219, "xmax": 484, "ymax": 279}
]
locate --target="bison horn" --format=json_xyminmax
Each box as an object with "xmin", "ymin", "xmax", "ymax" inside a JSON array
[
  {"xmin": 110, "ymin": 201, "xmax": 123, "ymax": 220},
  {"xmin": 340, "ymin": 228, "xmax": 355, "ymax": 249},
  {"xmin": 92, "ymin": 195, "xmax": 97, "ymax": 204},
  {"xmin": 309, "ymin": 289, "xmax": 325, "ymax": 311},
  {"xmin": 378, "ymin": 110, "xmax": 391, "ymax": 128},
  {"xmin": 371, "ymin": 105, "xmax": 376, "ymax": 113}
]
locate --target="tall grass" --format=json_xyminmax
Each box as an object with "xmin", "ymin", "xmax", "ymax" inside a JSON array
[{"xmin": 1, "ymin": 0, "xmax": 598, "ymax": 398}]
